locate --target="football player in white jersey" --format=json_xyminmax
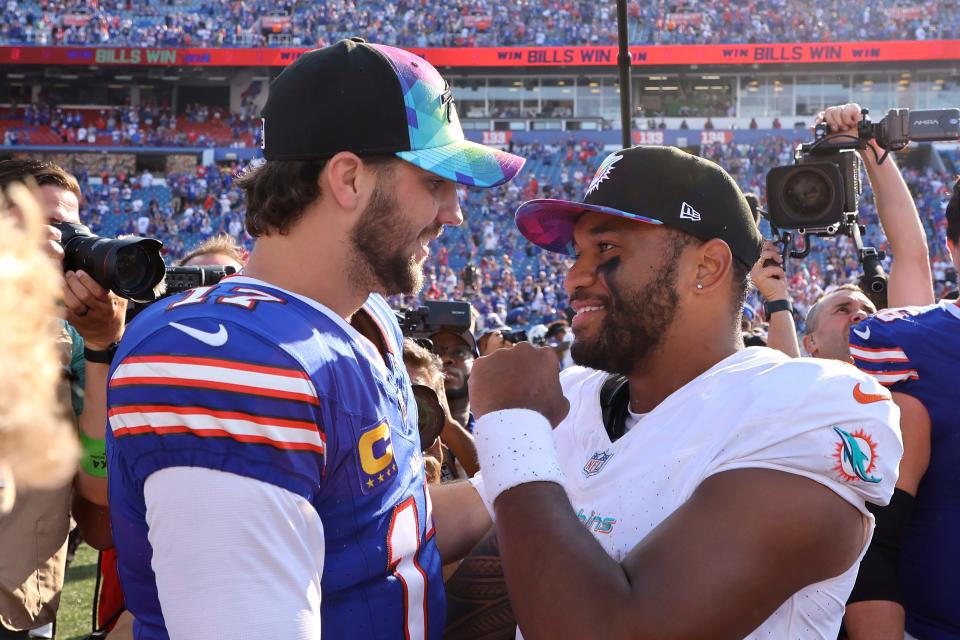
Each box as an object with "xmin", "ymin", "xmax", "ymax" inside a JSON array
[{"xmin": 467, "ymin": 145, "xmax": 903, "ymax": 639}]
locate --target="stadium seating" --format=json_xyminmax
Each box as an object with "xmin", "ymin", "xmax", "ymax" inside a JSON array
[
  {"xmin": 72, "ymin": 135, "xmax": 956, "ymax": 332},
  {"xmin": 0, "ymin": 0, "xmax": 955, "ymax": 48}
]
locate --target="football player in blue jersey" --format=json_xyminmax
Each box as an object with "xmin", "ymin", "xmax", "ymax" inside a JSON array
[
  {"xmin": 105, "ymin": 39, "xmax": 522, "ymax": 640},
  {"xmin": 844, "ymin": 183, "xmax": 960, "ymax": 640}
]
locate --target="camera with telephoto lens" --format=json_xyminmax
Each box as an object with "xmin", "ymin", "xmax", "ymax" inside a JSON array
[
  {"xmin": 766, "ymin": 107, "xmax": 960, "ymax": 234},
  {"xmin": 52, "ymin": 221, "xmax": 165, "ymax": 304}
]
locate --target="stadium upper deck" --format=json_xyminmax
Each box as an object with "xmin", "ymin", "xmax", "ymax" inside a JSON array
[{"xmin": 0, "ymin": 0, "xmax": 955, "ymax": 48}]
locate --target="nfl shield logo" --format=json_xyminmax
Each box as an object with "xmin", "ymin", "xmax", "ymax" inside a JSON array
[{"xmin": 583, "ymin": 450, "xmax": 614, "ymax": 477}]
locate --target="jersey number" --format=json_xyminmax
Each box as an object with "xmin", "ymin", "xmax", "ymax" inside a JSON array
[
  {"xmin": 387, "ymin": 497, "xmax": 429, "ymax": 640},
  {"xmin": 168, "ymin": 286, "xmax": 285, "ymax": 311}
]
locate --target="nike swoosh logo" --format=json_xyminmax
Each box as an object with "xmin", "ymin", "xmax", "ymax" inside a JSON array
[
  {"xmin": 852, "ymin": 325, "xmax": 871, "ymax": 340},
  {"xmin": 169, "ymin": 322, "xmax": 228, "ymax": 347},
  {"xmin": 853, "ymin": 383, "xmax": 890, "ymax": 404}
]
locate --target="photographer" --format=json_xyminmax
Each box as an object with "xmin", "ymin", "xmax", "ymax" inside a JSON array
[
  {"xmin": 401, "ymin": 338, "xmax": 478, "ymax": 484},
  {"xmin": 819, "ymin": 104, "xmax": 935, "ymax": 308},
  {"xmin": 751, "ymin": 240, "xmax": 801, "ymax": 357},
  {"xmin": 0, "ymin": 160, "xmax": 123, "ymax": 639},
  {"xmin": 0, "ymin": 179, "xmax": 79, "ymax": 510},
  {"xmin": 429, "ymin": 328, "xmax": 481, "ymax": 477}
]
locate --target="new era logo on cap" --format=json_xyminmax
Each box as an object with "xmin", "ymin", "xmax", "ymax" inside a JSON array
[{"xmin": 680, "ymin": 202, "xmax": 702, "ymax": 222}]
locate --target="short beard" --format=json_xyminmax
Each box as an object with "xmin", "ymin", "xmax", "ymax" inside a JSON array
[
  {"xmin": 349, "ymin": 177, "xmax": 424, "ymax": 297},
  {"xmin": 571, "ymin": 234, "xmax": 690, "ymax": 375}
]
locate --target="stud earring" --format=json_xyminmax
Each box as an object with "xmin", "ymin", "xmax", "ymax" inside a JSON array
[{"xmin": 696, "ymin": 283, "xmax": 704, "ymax": 290}]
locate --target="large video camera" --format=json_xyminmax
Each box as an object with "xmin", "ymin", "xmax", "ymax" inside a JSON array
[
  {"xmin": 53, "ymin": 221, "xmax": 166, "ymax": 303},
  {"xmin": 396, "ymin": 300, "xmax": 473, "ymax": 337},
  {"xmin": 766, "ymin": 108, "xmax": 960, "ymax": 233},
  {"xmin": 764, "ymin": 107, "xmax": 960, "ymax": 295}
]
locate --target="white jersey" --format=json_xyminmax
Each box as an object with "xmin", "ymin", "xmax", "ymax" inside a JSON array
[{"xmin": 549, "ymin": 347, "xmax": 902, "ymax": 639}]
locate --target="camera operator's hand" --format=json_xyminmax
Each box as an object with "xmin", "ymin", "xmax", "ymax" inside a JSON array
[
  {"xmin": 815, "ymin": 103, "xmax": 883, "ymax": 160},
  {"xmin": 751, "ymin": 241, "xmax": 802, "ymax": 358},
  {"xmin": 63, "ymin": 269, "xmax": 127, "ymax": 349},
  {"xmin": 751, "ymin": 241, "xmax": 790, "ymax": 303},
  {"xmin": 469, "ymin": 342, "xmax": 569, "ymax": 428},
  {"xmin": 43, "ymin": 224, "xmax": 65, "ymax": 262}
]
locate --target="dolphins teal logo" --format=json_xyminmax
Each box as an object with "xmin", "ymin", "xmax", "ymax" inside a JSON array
[{"xmin": 833, "ymin": 427, "xmax": 881, "ymax": 483}]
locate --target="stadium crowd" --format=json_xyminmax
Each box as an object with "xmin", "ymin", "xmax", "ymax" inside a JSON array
[
  {"xmin": 0, "ymin": 0, "xmax": 955, "ymax": 48},
  {"xmin": 1, "ymin": 39, "xmax": 957, "ymax": 636},
  {"xmin": 63, "ymin": 135, "xmax": 958, "ymax": 338},
  {"xmin": 2, "ymin": 101, "xmax": 261, "ymax": 148}
]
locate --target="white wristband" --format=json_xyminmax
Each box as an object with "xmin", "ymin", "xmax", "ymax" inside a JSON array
[{"xmin": 474, "ymin": 409, "xmax": 566, "ymax": 505}]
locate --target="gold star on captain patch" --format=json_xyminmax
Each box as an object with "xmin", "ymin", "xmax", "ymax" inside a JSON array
[
  {"xmin": 377, "ymin": 473, "xmax": 385, "ymax": 483},
  {"xmin": 366, "ymin": 479, "xmax": 374, "ymax": 488},
  {"xmin": 386, "ymin": 468, "xmax": 392, "ymax": 477}
]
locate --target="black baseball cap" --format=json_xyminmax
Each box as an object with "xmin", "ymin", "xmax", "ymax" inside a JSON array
[
  {"xmin": 515, "ymin": 145, "xmax": 763, "ymax": 266},
  {"xmin": 429, "ymin": 328, "xmax": 480, "ymax": 358},
  {"xmin": 262, "ymin": 38, "xmax": 524, "ymax": 188}
]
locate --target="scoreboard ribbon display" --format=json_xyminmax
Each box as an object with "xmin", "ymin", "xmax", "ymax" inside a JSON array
[{"xmin": 2, "ymin": 40, "xmax": 959, "ymax": 68}]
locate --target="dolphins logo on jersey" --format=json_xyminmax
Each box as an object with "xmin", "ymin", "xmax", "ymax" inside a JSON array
[
  {"xmin": 585, "ymin": 152, "xmax": 623, "ymax": 197},
  {"xmin": 832, "ymin": 427, "xmax": 882, "ymax": 483}
]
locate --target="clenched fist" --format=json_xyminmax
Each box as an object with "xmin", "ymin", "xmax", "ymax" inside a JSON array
[{"xmin": 468, "ymin": 342, "xmax": 569, "ymax": 427}]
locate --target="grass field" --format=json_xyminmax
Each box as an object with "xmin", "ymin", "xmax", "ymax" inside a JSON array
[{"xmin": 57, "ymin": 543, "xmax": 99, "ymax": 640}]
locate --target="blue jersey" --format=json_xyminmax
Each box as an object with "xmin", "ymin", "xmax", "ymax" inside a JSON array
[
  {"xmin": 107, "ymin": 276, "xmax": 445, "ymax": 639},
  {"xmin": 849, "ymin": 300, "xmax": 960, "ymax": 640}
]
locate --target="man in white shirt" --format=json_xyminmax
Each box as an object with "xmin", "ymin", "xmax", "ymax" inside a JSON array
[{"xmin": 467, "ymin": 146, "xmax": 902, "ymax": 639}]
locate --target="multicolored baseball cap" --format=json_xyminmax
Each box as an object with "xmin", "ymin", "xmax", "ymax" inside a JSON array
[
  {"xmin": 515, "ymin": 145, "xmax": 763, "ymax": 267},
  {"xmin": 261, "ymin": 38, "xmax": 524, "ymax": 188}
]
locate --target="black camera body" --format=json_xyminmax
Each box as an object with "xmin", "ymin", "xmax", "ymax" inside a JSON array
[
  {"xmin": 766, "ymin": 147, "xmax": 861, "ymax": 234},
  {"xmin": 162, "ymin": 265, "xmax": 238, "ymax": 297},
  {"xmin": 126, "ymin": 264, "xmax": 238, "ymax": 322},
  {"xmin": 396, "ymin": 300, "xmax": 472, "ymax": 336},
  {"xmin": 766, "ymin": 107, "xmax": 960, "ymax": 233},
  {"xmin": 53, "ymin": 221, "xmax": 166, "ymax": 303}
]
